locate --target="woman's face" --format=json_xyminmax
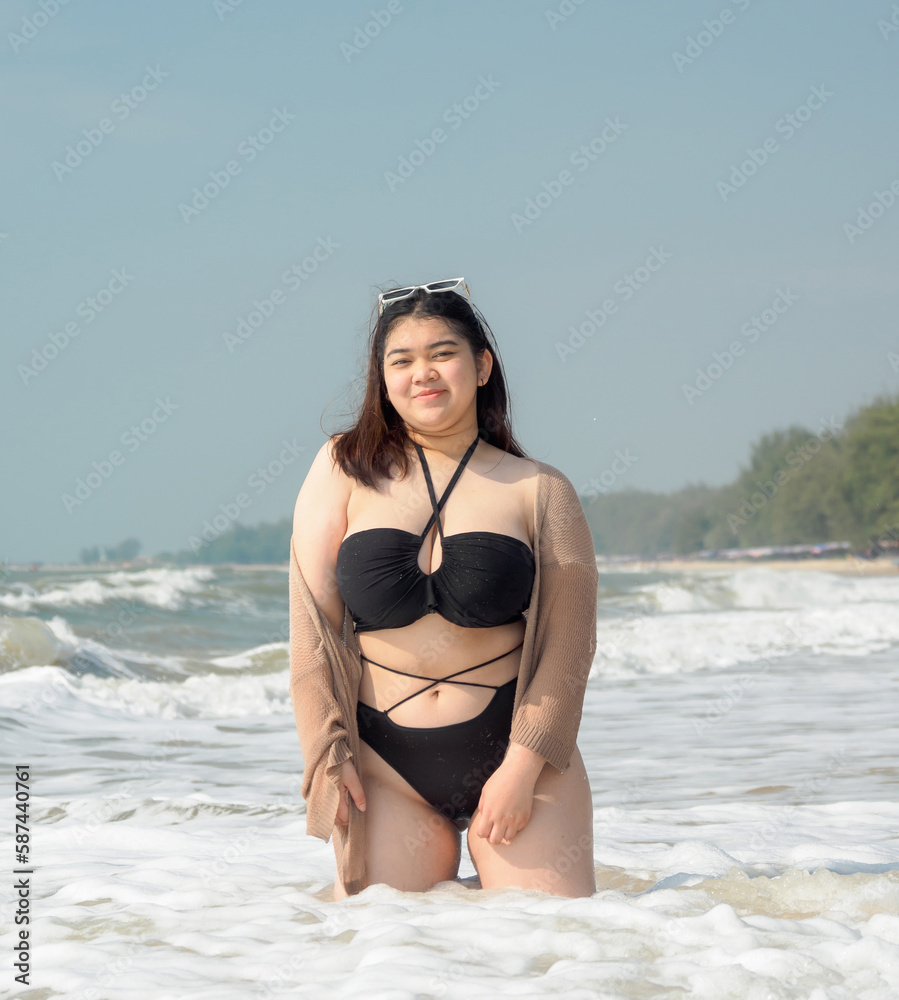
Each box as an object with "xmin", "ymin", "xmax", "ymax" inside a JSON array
[{"xmin": 382, "ymin": 315, "xmax": 492, "ymax": 432}]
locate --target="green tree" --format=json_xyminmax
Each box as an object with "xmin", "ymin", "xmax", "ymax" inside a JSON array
[
  {"xmin": 104, "ymin": 538, "xmax": 141, "ymax": 562},
  {"xmin": 582, "ymin": 393, "xmax": 899, "ymax": 556}
]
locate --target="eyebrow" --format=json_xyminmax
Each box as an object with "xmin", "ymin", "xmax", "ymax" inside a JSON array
[{"xmin": 385, "ymin": 338, "xmax": 459, "ymax": 358}]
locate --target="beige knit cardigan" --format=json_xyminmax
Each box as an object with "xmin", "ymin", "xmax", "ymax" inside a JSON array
[{"xmin": 288, "ymin": 458, "xmax": 599, "ymax": 896}]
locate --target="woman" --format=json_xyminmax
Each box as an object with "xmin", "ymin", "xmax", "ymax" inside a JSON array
[{"xmin": 288, "ymin": 278, "xmax": 598, "ymax": 898}]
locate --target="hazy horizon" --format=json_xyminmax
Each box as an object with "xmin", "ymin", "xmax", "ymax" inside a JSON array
[{"xmin": 4, "ymin": 1, "xmax": 898, "ymax": 563}]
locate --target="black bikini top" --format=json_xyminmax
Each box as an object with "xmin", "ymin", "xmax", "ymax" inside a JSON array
[{"xmin": 336, "ymin": 432, "xmax": 535, "ymax": 633}]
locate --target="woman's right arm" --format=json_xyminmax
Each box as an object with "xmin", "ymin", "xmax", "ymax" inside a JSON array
[
  {"xmin": 291, "ymin": 437, "xmax": 366, "ymax": 824},
  {"xmin": 292, "ymin": 437, "xmax": 352, "ymax": 637}
]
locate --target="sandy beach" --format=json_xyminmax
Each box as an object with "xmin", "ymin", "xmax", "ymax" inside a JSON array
[{"xmin": 597, "ymin": 556, "xmax": 899, "ymax": 575}]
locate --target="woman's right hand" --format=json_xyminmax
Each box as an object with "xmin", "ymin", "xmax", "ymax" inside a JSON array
[{"xmin": 334, "ymin": 760, "xmax": 366, "ymax": 826}]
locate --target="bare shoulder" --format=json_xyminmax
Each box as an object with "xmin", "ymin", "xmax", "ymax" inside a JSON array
[
  {"xmin": 294, "ymin": 438, "xmax": 352, "ymax": 510},
  {"xmin": 292, "ymin": 437, "xmax": 353, "ymax": 558},
  {"xmin": 486, "ymin": 447, "xmax": 539, "ymax": 545},
  {"xmin": 291, "ymin": 437, "xmax": 354, "ymax": 628},
  {"xmin": 520, "ymin": 458, "xmax": 539, "ymax": 530},
  {"xmin": 497, "ymin": 449, "xmax": 539, "ymax": 492}
]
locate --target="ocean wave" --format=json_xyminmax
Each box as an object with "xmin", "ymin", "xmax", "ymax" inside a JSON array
[
  {"xmin": 0, "ymin": 565, "xmax": 217, "ymax": 613},
  {"xmin": 208, "ymin": 641, "xmax": 289, "ymax": 671},
  {"xmin": 0, "ymin": 660, "xmax": 291, "ymax": 718},
  {"xmin": 0, "ymin": 614, "xmax": 162, "ymax": 678},
  {"xmin": 594, "ymin": 566, "xmax": 899, "ymax": 677}
]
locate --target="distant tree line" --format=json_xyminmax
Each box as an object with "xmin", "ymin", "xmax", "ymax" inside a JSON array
[
  {"xmin": 158, "ymin": 520, "xmax": 292, "ymax": 566},
  {"xmin": 585, "ymin": 392, "xmax": 899, "ymax": 556},
  {"xmin": 152, "ymin": 392, "xmax": 899, "ymax": 565},
  {"xmin": 80, "ymin": 538, "xmax": 142, "ymax": 564}
]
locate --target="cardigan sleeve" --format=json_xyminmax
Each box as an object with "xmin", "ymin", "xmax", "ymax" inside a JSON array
[
  {"xmin": 509, "ymin": 467, "xmax": 598, "ymax": 772},
  {"xmin": 288, "ymin": 535, "xmax": 354, "ymax": 841}
]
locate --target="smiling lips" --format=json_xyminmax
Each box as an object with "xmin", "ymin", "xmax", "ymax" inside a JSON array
[{"xmin": 416, "ymin": 389, "xmax": 445, "ymax": 398}]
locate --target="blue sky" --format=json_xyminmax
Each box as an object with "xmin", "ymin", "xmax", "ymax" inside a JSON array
[{"xmin": 4, "ymin": 0, "xmax": 898, "ymax": 564}]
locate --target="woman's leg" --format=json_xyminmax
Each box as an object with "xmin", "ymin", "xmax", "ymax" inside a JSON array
[
  {"xmin": 337, "ymin": 739, "xmax": 462, "ymax": 893},
  {"xmin": 466, "ymin": 744, "xmax": 595, "ymax": 896}
]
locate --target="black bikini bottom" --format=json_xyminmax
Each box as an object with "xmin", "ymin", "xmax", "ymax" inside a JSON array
[{"xmin": 356, "ymin": 677, "xmax": 517, "ymax": 827}]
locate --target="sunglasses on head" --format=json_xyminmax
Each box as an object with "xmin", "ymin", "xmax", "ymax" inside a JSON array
[{"xmin": 378, "ymin": 277, "xmax": 470, "ymax": 316}]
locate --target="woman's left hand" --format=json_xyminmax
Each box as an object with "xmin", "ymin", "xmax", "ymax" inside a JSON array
[{"xmin": 472, "ymin": 763, "xmax": 536, "ymax": 845}]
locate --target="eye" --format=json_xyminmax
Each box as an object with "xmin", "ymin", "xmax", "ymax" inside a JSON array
[{"xmin": 391, "ymin": 352, "xmax": 455, "ymax": 366}]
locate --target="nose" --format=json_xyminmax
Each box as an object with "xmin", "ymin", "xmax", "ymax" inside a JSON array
[{"xmin": 411, "ymin": 358, "xmax": 437, "ymax": 383}]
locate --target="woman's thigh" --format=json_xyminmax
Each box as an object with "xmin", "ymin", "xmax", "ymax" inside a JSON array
[
  {"xmin": 337, "ymin": 740, "xmax": 462, "ymax": 893},
  {"xmin": 466, "ymin": 744, "xmax": 595, "ymax": 897}
]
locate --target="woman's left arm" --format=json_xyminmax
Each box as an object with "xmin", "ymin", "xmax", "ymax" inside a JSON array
[
  {"xmin": 475, "ymin": 466, "xmax": 599, "ymax": 843},
  {"xmin": 472, "ymin": 741, "xmax": 545, "ymax": 844}
]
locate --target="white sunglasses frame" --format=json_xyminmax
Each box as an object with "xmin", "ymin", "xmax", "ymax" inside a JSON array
[{"xmin": 377, "ymin": 277, "xmax": 470, "ymax": 316}]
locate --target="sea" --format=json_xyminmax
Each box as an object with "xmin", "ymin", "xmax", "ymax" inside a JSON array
[{"xmin": 1, "ymin": 560, "xmax": 898, "ymax": 1000}]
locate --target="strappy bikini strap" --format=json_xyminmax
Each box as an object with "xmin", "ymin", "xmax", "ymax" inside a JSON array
[
  {"xmin": 413, "ymin": 432, "xmax": 481, "ymax": 542},
  {"xmin": 360, "ymin": 641, "xmax": 523, "ymax": 716},
  {"xmin": 432, "ymin": 642, "xmax": 524, "ymax": 683},
  {"xmin": 360, "ymin": 654, "xmax": 497, "ymax": 696},
  {"xmin": 359, "ymin": 654, "xmax": 433, "ymax": 681},
  {"xmin": 382, "ymin": 679, "xmax": 446, "ymax": 714},
  {"xmin": 361, "ymin": 642, "xmax": 521, "ymax": 682}
]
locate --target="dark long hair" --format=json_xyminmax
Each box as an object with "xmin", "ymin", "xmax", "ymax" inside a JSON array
[{"xmin": 330, "ymin": 284, "xmax": 530, "ymax": 489}]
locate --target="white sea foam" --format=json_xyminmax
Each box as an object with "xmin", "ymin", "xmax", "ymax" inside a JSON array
[
  {"xmin": 596, "ymin": 567, "xmax": 899, "ymax": 677},
  {"xmin": 0, "ymin": 614, "xmax": 63, "ymax": 669},
  {"xmin": 0, "ymin": 565, "xmax": 216, "ymax": 612},
  {"xmin": 2, "ymin": 562, "xmax": 897, "ymax": 997},
  {"xmin": 209, "ymin": 641, "xmax": 289, "ymax": 670}
]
